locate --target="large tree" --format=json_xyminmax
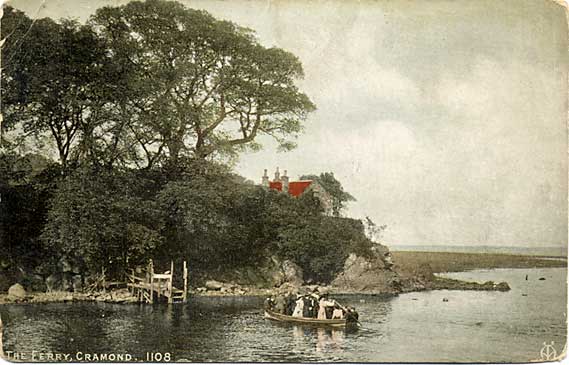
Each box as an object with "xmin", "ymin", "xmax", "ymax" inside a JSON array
[
  {"xmin": 1, "ymin": 8, "xmax": 125, "ymax": 168},
  {"xmin": 90, "ymin": 0, "xmax": 315, "ymax": 165}
]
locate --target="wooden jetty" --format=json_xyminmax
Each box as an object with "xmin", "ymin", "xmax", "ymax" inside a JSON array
[{"xmin": 127, "ymin": 260, "xmax": 188, "ymax": 304}]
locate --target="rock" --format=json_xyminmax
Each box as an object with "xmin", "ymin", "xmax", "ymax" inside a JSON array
[
  {"xmin": 282, "ymin": 260, "xmax": 304, "ymax": 286},
  {"xmin": 8, "ymin": 283, "xmax": 26, "ymax": 299},
  {"xmin": 278, "ymin": 281, "xmax": 301, "ymax": 293},
  {"xmin": 197, "ymin": 287, "xmax": 207, "ymax": 293},
  {"xmin": 494, "ymin": 282, "xmax": 510, "ymax": 291},
  {"xmin": 331, "ymin": 251, "xmax": 401, "ymax": 293},
  {"xmin": 205, "ymin": 280, "xmax": 224, "ymax": 290}
]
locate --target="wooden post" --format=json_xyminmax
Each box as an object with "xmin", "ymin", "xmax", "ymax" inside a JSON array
[
  {"xmin": 129, "ymin": 269, "xmax": 134, "ymax": 296},
  {"xmin": 183, "ymin": 260, "xmax": 188, "ymax": 303},
  {"xmin": 168, "ymin": 261, "xmax": 174, "ymax": 304},
  {"xmin": 0, "ymin": 314, "xmax": 4, "ymax": 359},
  {"xmin": 102, "ymin": 267, "xmax": 106, "ymax": 293},
  {"xmin": 149, "ymin": 259, "xmax": 154, "ymax": 304}
]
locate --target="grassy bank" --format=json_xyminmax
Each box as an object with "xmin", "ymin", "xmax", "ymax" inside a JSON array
[{"xmin": 393, "ymin": 251, "xmax": 567, "ymax": 274}]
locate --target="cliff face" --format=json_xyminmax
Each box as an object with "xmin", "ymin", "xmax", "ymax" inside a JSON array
[{"xmin": 330, "ymin": 244, "xmax": 403, "ymax": 294}]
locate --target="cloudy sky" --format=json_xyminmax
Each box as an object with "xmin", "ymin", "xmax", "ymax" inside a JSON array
[{"xmin": 9, "ymin": 0, "xmax": 569, "ymax": 248}]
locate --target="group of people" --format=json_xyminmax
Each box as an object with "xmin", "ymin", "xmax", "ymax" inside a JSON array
[{"xmin": 265, "ymin": 291, "xmax": 358, "ymax": 322}]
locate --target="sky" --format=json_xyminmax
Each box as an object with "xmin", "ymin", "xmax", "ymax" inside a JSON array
[{"xmin": 8, "ymin": 0, "xmax": 569, "ymax": 248}]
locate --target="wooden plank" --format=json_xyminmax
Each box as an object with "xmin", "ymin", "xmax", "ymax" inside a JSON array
[
  {"xmin": 127, "ymin": 273, "xmax": 146, "ymax": 282},
  {"xmin": 153, "ymin": 274, "xmax": 171, "ymax": 279},
  {"xmin": 183, "ymin": 261, "xmax": 188, "ymax": 302},
  {"xmin": 149, "ymin": 259, "xmax": 154, "ymax": 304},
  {"xmin": 168, "ymin": 261, "xmax": 174, "ymax": 304}
]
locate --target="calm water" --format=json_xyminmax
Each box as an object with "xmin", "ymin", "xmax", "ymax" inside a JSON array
[{"xmin": 1, "ymin": 267, "xmax": 566, "ymax": 362}]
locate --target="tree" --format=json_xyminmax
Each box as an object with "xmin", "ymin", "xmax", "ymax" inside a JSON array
[
  {"xmin": 299, "ymin": 172, "xmax": 356, "ymax": 216},
  {"xmin": 90, "ymin": 0, "xmax": 315, "ymax": 165},
  {"xmin": 2, "ymin": 9, "xmax": 123, "ymax": 168},
  {"xmin": 364, "ymin": 216, "xmax": 387, "ymax": 243},
  {"xmin": 41, "ymin": 168, "xmax": 163, "ymax": 277}
]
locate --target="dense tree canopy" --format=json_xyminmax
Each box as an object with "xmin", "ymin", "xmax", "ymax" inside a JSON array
[
  {"xmin": 2, "ymin": 0, "xmax": 315, "ymax": 168},
  {"xmin": 90, "ymin": 0, "xmax": 315, "ymax": 165},
  {"xmin": 2, "ymin": 8, "xmax": 121, "ymax": 167}
]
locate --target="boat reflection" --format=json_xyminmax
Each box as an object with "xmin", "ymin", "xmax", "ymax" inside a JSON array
[{"xmin": 291, "ymin": 325, "xmax": 346, "ymax": 353}]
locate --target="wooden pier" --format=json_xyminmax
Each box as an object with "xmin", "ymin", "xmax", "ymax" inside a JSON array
[{"xmin": 127, "ymin": 260, "xmax": 188, "ymax": 304}]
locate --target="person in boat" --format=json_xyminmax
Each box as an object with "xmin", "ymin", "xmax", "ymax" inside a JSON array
[
  {"xmin": 331, "ymin": 304, "xmax": 345, "ymax": 319},
  {"xmin": 317, "ymin": 295, "xmax": 336, "ymax": 319},
  {"xmin": 273, "ymin": 295, "xmax": 287, "ymax": 314},
  {"xmin": 264, "ymin": 297, "xmax": 275, "ymax": 311},
  {"xmin": 285, "ymin": 292, "xmax": 296, "ymax": 315},
  {"xmin": 344, "ymin": 306, "xmax": 359, "ymax": 324},
  {"xmin": 292, "ymin": 295, "xmax": 305, "ymax": 317},
  {"xmin": 304, "ymin": 295, "xmax": 317, "ymax": 317}
]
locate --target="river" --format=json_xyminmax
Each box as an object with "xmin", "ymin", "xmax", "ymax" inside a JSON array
[{"xmin": 1, "ymin": 267, "xmax": 566, "ymax": 362}]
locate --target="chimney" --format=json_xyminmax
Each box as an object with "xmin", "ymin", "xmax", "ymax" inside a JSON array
[
  {"xmin": 282, "ymin": 169, "xmax": 289, "ymax": 192},
  {"xmin": 261, "ymin": 169, "xmax": 269, "ymax": 187},
  {"xmin": 274, "ymin": 167, "xmax": 281, "ymax": 181}
]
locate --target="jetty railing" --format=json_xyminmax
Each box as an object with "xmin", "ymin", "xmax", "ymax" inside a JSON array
[{"xmin": 127, "ymin": 260, "xmax": 188, "ymax": 304}]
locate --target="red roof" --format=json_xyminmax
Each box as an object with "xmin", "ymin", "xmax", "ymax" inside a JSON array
[
  {"xmin": 269, "ymin": 181, "xmax": 283, "ymax": 191},
  {"xmin": 288, "ymin": 181, "xmax": 312, "ymax": 197}
]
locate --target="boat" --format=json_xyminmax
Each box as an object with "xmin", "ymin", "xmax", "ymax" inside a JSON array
[{"xmin": 264, "ymin": 309, "xmax": 357, "ymax": 328}]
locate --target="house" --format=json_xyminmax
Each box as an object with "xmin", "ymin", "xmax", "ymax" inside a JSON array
[{"xmin": 261, "ymin": 168, "xmax": 333, "ymax": 215}]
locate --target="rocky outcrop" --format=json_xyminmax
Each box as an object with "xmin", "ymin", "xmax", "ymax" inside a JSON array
[
  {"xmin": 331, "ymin": 245, "xmax": 401, "ymax": 294},
  {"xmin": 7, "ymin": 283, "xmax": 26, "ymax": 299}
]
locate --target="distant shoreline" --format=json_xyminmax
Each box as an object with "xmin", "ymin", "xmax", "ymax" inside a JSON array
[
  {"xmin": 389, "ymin": 245, "xmax": 567, "ymax": 258},
  {"xmin": 392, "ymin": 251, "xmax": 567, "ymax": 275}
]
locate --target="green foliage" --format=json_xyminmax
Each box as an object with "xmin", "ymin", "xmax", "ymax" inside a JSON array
[
  {"xmin": 90, "ymin": 0, "xmax": 316, "ymax": 164},
  {"xmin": 299, "ymin": 172, "xmax": 356, "ymax": 216},
  {"xmin": 41, "ymin": 168, "xmax": 163, "ymax": 276},
  {"xmin": 2, "ymin": 8, "xmax": 120, "ymax": 167},
  {"xmin": 0, "ymin": 153, "xmax": 58, "ymax": 273},
  {"xmin": 364, "ymin": 216, "xmax": 387, "ymax": 242},
  {"xmin": 276, "ymin": 216, "xmax": 373, "ymax": 283}
]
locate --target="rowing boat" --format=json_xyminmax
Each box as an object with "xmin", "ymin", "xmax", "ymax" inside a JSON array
[{"xmin": 264, "ymin": 309, "xmax": 356, "ymax": 328}]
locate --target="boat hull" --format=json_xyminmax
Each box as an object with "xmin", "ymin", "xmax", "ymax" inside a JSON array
[{"xmin": 264, "ymin": 310, "xmax": 351, "ymax": 328}]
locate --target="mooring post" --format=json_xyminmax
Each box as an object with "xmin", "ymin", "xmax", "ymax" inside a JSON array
[
  {"xmin": 102, "ymin": 267, "xmax": 106, "ymax": 293},
  {"xmin": 183, "ymin": 260, "xmax": 188, "ymax": 303},
  {"xmin": 168, "ymin": 261, "xmax": 174, "ymax": 304},
  {"xmin": 0, "ymin": 314, "xmax": 4, "ymax": 359},
  {"xmin": 149, "ymin": 259, "xmax": 154, "ymax": 304}
]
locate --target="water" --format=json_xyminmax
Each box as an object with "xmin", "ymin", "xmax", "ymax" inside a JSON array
[{"xmin": 1, "ymin": 267, "xmax": 566, "ymax": 362}]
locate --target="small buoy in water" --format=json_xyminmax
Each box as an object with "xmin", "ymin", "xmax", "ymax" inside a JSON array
[
  {"xmin": 475, "ymin": 322, "xmax": 483, "ymax": 326},
  {"xmin": 411, "ymin": 298, "xmax": 418, "ymax": 301},
  {"xmin": 522, "ymin": 294, "xmax": 528, "ymax": 296},
  {"xmin": 359, "ymin": 299, "xmax": 365, "ymax": 303},
  {"xmin": 539, "ymin": 277, "xmax": 546, "ymax": 281},
  {"xmin": 442, "ymin": 298, "xmax": 449, "ymax": 302},
  {"xmin": 525, "ymin": 275, "xmax": 528, "ymax": 280}
]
